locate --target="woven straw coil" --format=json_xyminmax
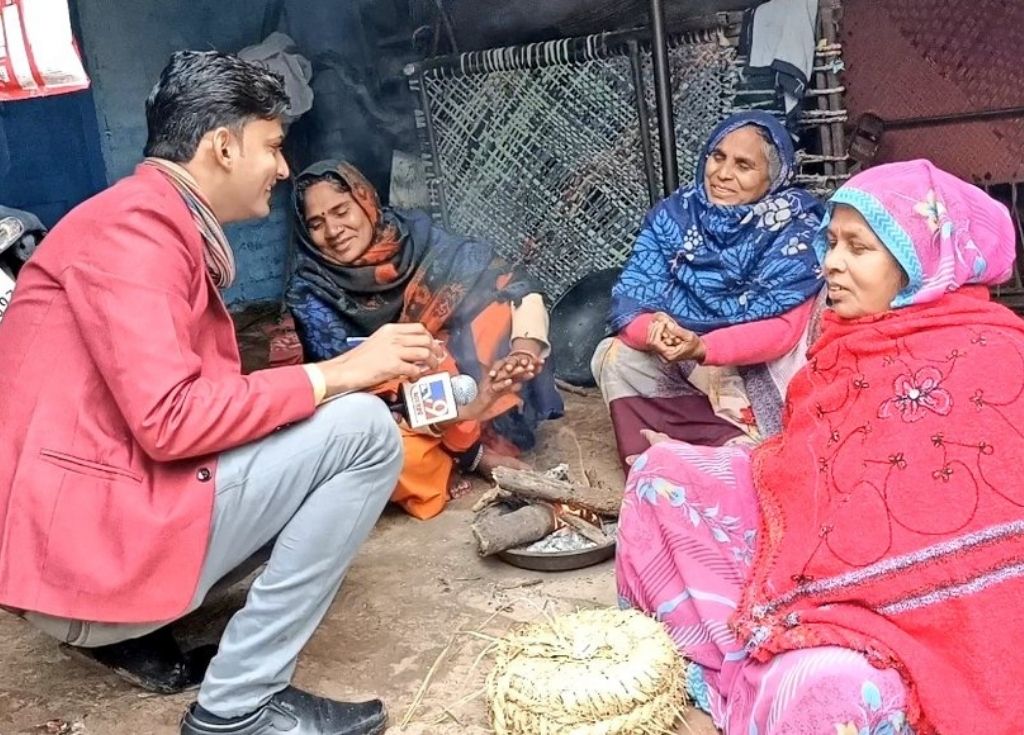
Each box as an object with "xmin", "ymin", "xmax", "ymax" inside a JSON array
[{"xmin": 486, "ymin": 608, "xmax": 685, "ymax": 735}]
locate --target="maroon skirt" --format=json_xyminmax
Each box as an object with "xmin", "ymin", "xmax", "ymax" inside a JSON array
[{"xmin": 591, "ymin": 337, "xmax": 743, "ymax": 466}]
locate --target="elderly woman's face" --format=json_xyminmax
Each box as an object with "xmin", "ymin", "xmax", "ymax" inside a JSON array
[
  {"xmin": 703, "ymin": 126, "xmax": 773, "ymax": 206},
  {"xmin": 823, "ymin": 205, "xmax": 906, "ymax": 319},
  {"xmin": 302, "ymin": 181, "xmax": 375, "ymax": 265}
]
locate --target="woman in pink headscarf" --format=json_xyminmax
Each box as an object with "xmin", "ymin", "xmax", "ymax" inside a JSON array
[{"xmin": 616, "ymin": 160, "xmax": 1024, "ymax": 734}]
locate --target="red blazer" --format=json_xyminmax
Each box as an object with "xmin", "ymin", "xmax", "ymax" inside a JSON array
[{"xmin": 0, "ymin": 166, "xmax": 316, "ymax": 623}]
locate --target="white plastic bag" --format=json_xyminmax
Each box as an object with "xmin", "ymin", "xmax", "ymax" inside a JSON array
[
  {"xmin": 0, "ymin": 267, "xmax": 15, "ymax": 324},
  {"xmin": 0, "ymin": 0, "xmax": 90, "ymax": 101}
]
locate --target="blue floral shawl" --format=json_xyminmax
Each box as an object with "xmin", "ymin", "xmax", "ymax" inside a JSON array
[{"xmin": 609, "ymin": 111, "xmax": 824, "ymax": 334}]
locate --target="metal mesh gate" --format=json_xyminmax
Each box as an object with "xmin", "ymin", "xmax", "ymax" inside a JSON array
[
  {"xmin": 406, "ymin": 5, "xmax": 849, "ymax": 300},
  {"xmin": 408, "ymin": 31, "xmax": 737, "ymax": 299}
]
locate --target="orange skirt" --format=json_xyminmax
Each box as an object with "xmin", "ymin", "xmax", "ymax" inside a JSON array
[{"xmin": 390, "ymin": 299, "xmax": 519, "ymax": 519}]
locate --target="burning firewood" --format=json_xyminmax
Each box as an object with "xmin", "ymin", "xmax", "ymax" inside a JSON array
[
  {"xmin": 471, "ymin": 465, "xmax": 619, "ymax": 559},
  {"xmin": 491, "ymin": 466, "xmax": 621, "ymax": 517},
  {"xmin": 556, "ymin": 508, "xmax": 611, "ymax": 545}
]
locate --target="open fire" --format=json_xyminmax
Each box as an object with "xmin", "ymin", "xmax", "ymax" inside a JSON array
[
  {"xmin": 553, "ymin": 502, "xmax": 603, "ymax": 529},
  {"xmin": 470, "ymin": 463, "xmax": 621, "ymax": 566},
  {"xmin": 524, "ymin": 503, "xmax": 616, "ymax": 554}
]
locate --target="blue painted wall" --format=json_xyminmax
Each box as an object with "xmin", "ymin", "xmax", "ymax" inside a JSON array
[
  {"xmin": 75, "ymin": 0, "xmax": 291, "ymax": 307},
  {"xmin": 221, "ymin": 186, "xmax": 294, "ymax": 305}
]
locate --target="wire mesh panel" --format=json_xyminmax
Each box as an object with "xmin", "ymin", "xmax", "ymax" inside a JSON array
[
  {"xmin": 642, "ymin": 33, "xmax": 739, "ymax": 192},
  {"xmin": 406, "ymin": 15, "xmax": 851, "ymax": 299},
  {"xmin": 409, "ymin": 33, "xmax": 738, "ymax": 299}
]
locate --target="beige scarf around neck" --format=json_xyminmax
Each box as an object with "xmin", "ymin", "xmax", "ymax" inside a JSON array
[{"xmin": 143, "ymin": 157, "xmax": 236, "ymax": 289}]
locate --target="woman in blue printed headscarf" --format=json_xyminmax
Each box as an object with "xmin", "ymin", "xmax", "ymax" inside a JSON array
[{"xmin": 592, "ymin": 111, "xmax": 826, "ymax": 465}]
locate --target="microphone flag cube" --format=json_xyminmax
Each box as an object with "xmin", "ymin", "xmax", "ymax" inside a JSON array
[{"xmin": 402, "ymin": 372, "xmax": 459, "ymax": 428}]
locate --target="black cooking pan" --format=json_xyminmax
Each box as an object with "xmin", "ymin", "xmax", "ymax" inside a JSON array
[
  {"xmin": 498, "ymin": 537, "xmax": 616, "ymax": 571},
  {"xmin": 549, "ymin": 267, "xmax": 621, "ymax": 388}
]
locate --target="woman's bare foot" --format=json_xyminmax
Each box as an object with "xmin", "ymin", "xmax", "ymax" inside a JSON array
[
  {"xmin": 625, "ymin": 430, "xmax": 674, "ymax": 467},
  {"xmin": 640, "ymin": 429, "xmax": 672, "ymax": 447},
  {"xmin": 475, "ymin": 449, "xmax": 531, "ymax": 481},
  {"xmin": 447, "ymin": 475, "xmax": 474, "ymax": 500}
]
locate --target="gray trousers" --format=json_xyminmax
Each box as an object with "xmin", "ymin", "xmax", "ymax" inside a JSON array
[{"xmin": 25, "ymin": 393, "xmax": 403, "ymax": 717}]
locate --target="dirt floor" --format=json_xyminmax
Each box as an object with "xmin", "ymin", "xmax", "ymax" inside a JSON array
[{"xmin": 0, "ymin": 389, "xmax": 718, "ymax": 735}]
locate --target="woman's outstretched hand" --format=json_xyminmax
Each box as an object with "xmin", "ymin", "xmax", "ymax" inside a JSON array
[
  {"xmin": 458, "ymin": 369, "xmax": 522, "ymax": 422},
  {"xmin": 488, "ymin": 338, "xmax": 545, "ymax": 385},
  {"xmin": 460, "ymin": 338, "xmax": 545, "ymax": 422}
]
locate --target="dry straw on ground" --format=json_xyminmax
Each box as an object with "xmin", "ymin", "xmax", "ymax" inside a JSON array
[{"xmin": 486, "ymin": 608, "xmax": 686, "ymax": 735}]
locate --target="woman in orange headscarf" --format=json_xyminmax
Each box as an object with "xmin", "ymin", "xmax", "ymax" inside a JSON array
[{"xmin": 286, "ymin": 160, "xmax": 563, "ymax": 519}]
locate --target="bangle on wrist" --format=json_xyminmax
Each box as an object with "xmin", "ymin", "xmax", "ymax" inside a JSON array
[
  {"xmin": 467, "ymin": 445, "xmax": 484, "ymax": 473},
  {"xmin": 452, "ymin": 443, "xmax": 484, "ymax": 473}
]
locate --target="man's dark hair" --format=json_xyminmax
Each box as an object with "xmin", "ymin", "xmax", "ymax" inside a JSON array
[{"xmin": 144, "ymin": 50, "xmax": 289, "ymax": 162}]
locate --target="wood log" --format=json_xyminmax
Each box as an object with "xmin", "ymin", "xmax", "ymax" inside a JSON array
[
  {"xmin": 558, "ymin": 512, "xmax": 611, "ymax": 545},
  {"xmin": 471, "ymin": 503, "xmax": 557, "ymax": 556},
  {"xmin": 492, "ymin": 466, "xmax": 621, "ymax": 517},
  {"xmin": 554, "ymin": 378, "xmax": 591, "ymax": 396},
  {"xmin": 471, "ymin": 486, "xmax": 512, "ymax": 513}
]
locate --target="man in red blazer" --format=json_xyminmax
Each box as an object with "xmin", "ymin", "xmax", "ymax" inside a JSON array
[{"xmin": 0, "ymin": 51, "xmax": 439, "ymax": 735}]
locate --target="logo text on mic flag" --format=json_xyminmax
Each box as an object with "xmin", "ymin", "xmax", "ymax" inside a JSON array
[{"xmin": 402, "ymin": 373, "xmax": 460, "ymax": 428}]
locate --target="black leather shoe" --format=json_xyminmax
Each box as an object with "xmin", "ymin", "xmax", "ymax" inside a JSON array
[
  {"xmin": 179, "ymin": 687, "xmax": 387, "ymax": 735},
  {"xmin": 62, "ymin": 627, "xmax": 216, "ymax": 694}
]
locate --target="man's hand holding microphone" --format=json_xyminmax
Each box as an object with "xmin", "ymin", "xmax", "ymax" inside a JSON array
[
  {"xmin": 315, "ymin": 323, "xmax": 444, "ymax": 397},
  {"xmin": 312, "ymin": 323, "xmax": 527, "ymax": 428}
]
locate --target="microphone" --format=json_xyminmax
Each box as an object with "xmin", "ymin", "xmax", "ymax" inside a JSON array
[
  {"xmin": 450, "ymin": 374, "xmax": 480, "ymax": 405},
  {"xmin": 387, "ymin": 373, "xmax": 479, "ymax": 428}
]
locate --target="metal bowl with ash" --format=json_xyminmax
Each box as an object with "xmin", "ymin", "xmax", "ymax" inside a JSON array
[{"xmin": 470, "ymin": 465, "xmax": 620, "ymax": 571}]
